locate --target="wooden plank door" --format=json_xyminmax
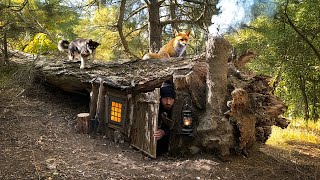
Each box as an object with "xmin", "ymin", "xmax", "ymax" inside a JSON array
[{"xmin": 130, "ymin": 89, "xmax": 160, "ymax": 158}]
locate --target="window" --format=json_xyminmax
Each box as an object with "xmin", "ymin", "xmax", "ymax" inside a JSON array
[
  {"xmin": 106, "ymin": 95, "xmax": 127, "ymax": 131},
  {"xmin": 110, "ymin": 101, "xmax": 122, "ymax": 123}
]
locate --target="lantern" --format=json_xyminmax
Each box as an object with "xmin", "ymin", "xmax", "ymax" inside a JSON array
[{"xmin": 180, "ymin": 97, "xmax": 193, "ymax": 135}]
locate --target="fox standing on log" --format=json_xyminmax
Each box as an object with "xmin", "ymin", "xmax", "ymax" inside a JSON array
[{"xmin": 142, "ymin": 30, "xmax": 191, "ymax": 60}]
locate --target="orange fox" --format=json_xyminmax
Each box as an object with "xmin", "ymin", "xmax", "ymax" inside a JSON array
[{"xmin": 142, "ymin": 30, "xmax": 191, "ymax": 60}]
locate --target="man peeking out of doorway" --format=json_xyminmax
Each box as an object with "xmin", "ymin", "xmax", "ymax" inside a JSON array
[{"xmin": 154, "ymin": 80, "xmax": 176, "ymax": 156}]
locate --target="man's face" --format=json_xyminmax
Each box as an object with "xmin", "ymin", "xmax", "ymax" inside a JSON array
[{"xmin": 161, "ymin": 97, "xmax": 175, "ymax": 110}]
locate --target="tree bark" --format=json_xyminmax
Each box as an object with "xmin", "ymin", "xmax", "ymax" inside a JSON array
[
  {"xmin": 312, "ymin": 77, "xmax": 318, "ymax": 121},
  {"xmin": 89, "ymin": 82, "xmax": 99, "ymax": 132},
  {"xmin": 147, "ymin": 0, "xmax": 163, "ymax": 52},
  {"xmin": 117, "ymin": 0, "xmax": 139, "ymax": 59},
  {"xmin": 234, "ymin": 50, "xmax": 256, "ymax": 70},
  {"xmin": 299, "ymin": 75, "xmax": 309, "ymax": 120},
  {"xmin": 100, "ymin": 0, "xmax": 106, "ymax": 6},
  {"xmin": 77, "ymin": 113, "xmax": 90, "ymax": 134},
  {"xmin": 197, "ymin": 36, "xmax": 234, "ymax": 156},
  {"xmin": 3, "ymin": 32, "xmax": 9, "ymax": 65},
  {"xmin": 169, "ymin": 0, "xmax": 178, "ymax": 32}
]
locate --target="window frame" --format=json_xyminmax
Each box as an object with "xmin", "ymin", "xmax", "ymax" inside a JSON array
[{"xmin": 105, "ymin": 92, "xmax": 127, "ymax": 132}]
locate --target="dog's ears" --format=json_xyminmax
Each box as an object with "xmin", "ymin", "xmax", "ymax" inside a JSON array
[
  {"xmin": 86, "ymin": 39, "xmax": 100, "ymax": 46},
  {"xmin": 85, "ymin": 39, "xmax": 93, "ymax": 44},
  {"xmin": 95, "ymin": 42, "xmax": 101, "ymax": 47}
]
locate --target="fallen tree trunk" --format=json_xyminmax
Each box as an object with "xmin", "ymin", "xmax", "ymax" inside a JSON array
[
  {"xmin": 9, "ymin": 40, "xmax": 289, "ymax": 156},
  {"xmin": 227, "ymin": 48, "xmax": 290, "ymax": 154}
]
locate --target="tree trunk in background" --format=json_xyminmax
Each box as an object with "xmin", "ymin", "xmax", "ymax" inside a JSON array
[
  {"xmin": 3, "ymin": 32, "xmax": 9, "ymax": 65},
  {"xmin": 117, "ymin": 0, "xmax": 139, "ymax": 59},
  {"xmin": 169, "ymin": 0, "xmax": 178, "ymax": 32},
  {"xmin": 312, "ymin": 77, "xmax": 319, "ymax": 121},
  {"xmin": 299, "ymin": 75, "xmax": 309, "ymax": 120},
  {"xmin": 147, "ymin": 0, "xmax": 162, "ymax": 52}
]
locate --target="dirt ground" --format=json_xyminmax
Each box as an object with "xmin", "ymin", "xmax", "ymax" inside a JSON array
[{"xmin": 1, "ymin": 79, "xmax": 320, "ymax": 180}]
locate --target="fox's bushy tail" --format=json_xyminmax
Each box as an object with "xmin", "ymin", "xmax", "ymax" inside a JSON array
[{"xmin": 142, "ymin": 52, "xmax": 170, "ymax": 60}]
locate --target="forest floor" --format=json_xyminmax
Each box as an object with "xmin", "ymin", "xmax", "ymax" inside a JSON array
[{"xmin": 0, "ymin": 63, "xmax": 320, "ymax": 180}]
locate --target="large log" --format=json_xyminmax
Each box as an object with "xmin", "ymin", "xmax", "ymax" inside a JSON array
[
  {"xmin": 227, "ymin": 48, "xmax": 290, "ymax": 149},
  {"xmin": 30, "ymin": 56, "xmax": 201, "ymax": 94},
  {"xmin": 9, "ymin": 44, "xmax": 289, "ymax": 156},
  {"xmin": 197, "ymin": 36, "xmax": 235, "ymax": 156}
]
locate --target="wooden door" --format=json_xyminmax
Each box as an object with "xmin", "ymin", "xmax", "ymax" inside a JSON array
[{"xmin": 130, "ymin": 89, "xmax": 160, "ymax": 158}]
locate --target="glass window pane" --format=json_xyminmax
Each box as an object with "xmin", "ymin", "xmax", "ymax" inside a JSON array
[{"xmin": 109, "ymin": 99, "xmax": 124, "ymax": 124}]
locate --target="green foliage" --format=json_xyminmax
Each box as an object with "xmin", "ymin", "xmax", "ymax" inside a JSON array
[
  {"xmin": 24, "ymin": 33, "xmax": 56, "ymax": 54},
  {"xmin": 227, "ymin": 0, "xmax": 320, "ymax": 120},
  {"xmin": 73, "ymin": 7, "xmax": 118, "ymax": 60},
  {"xmin": 73, "ymin": 6, "xmax": 148, "ymax": 61},
  {"xmin": 1, "ymin": 0, "xmax": 213, "ymax": 60},
  {"xmin": 1, "ymin": 0, "xmax": 80, "ymax": 53}
]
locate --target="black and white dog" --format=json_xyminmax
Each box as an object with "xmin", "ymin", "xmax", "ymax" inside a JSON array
[{"xmin": 58, "ymin": 39, "xmax": 100, "ymax": 69}]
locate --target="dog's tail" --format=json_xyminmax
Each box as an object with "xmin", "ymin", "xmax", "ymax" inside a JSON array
[{"xmin": 58, "ymin": 40, "xmax": 70, "ymax": 51}]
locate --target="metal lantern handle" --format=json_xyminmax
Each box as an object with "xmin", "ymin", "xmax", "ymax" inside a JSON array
[{"xmin": 182, "ymin": 97, "xmax": 192, "ymax": 111}]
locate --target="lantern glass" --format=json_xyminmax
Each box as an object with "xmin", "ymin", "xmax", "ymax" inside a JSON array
[
  {"xmin": 182, "ymin": 110, "xmax": 192, "ymax": 127},
  {"xmin": 183, "ymin": 117, "xmax": 192, "ymax": 126},
  {"xmin": 180, "ymin": 97, "xmax": 193, "ymax": 135}
]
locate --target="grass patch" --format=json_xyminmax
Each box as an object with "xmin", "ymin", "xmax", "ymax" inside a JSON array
[
  {"xmin": 0, "ymin": 65, "xmax": 18, "ymax": 85},
  {"xmin": 266, "ymin": 118, "xmax": 320, "ymax": 147},
  {"xmin": 264, "ymin": 119, "xmax": 320, "ymax": 167},
  {"xmin": 0, "ymin": 63, "xmax": 36, "ymax": 87},
  {"xmin": 0, "ymin": 62, "xmax": 38, "ymax": 102}
]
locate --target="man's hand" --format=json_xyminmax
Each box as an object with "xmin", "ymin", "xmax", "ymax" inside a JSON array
[{"xmin": 154, "ymin": 129, "xmax": 165, "ymax": 140}]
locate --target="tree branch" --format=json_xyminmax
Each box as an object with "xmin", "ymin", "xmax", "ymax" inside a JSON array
[
  {"xmin": 158, "ymin": 0, "xmax": 166, "ymax": 6},
  {"xmin": 7, "ymin": 0, "xmax": 28, "ymax": 12},
  {"xmin": 182, "ymin": 0, "xmax": 205, "ymax": 5},
  {"xmin": 160, "ymin": 0, "xmax": 211, "ymax": 28},
  {"xmin": 125, "ymin": 24, "xmax": 148, "ymax": 38},
  {"xmin": 144, "ymin": 0, "xmax": 150, "ymax": 6},
  {"xmin": 125, "ymin": 4, "xmax": 148, "ymax": 21},
  {"xmin": 160, "ymin": 18, "xmax": 194, "ymax": 26},
  {"xmin": 0, "ymin": 22, "xmax": 10, "ymax": 30},
  {"xmin": 117, "ymin": 0, "xmax": 139, "ymax": 59},
  {"xmin": 159, "ymin": 7, "xmax": 205, "ymax": 27},
  {"xmin": 182, "ymin": 0, "xmax": 215, "ymax": 6},
  {"xmin": 284, "ymin": 0, "xmax": 320, "ymax": 62}
]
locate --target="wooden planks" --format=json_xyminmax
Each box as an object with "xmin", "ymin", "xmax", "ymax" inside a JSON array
[{"xmin": 130, "ymin": 89, "xmax": 160, "ymax": 158}]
